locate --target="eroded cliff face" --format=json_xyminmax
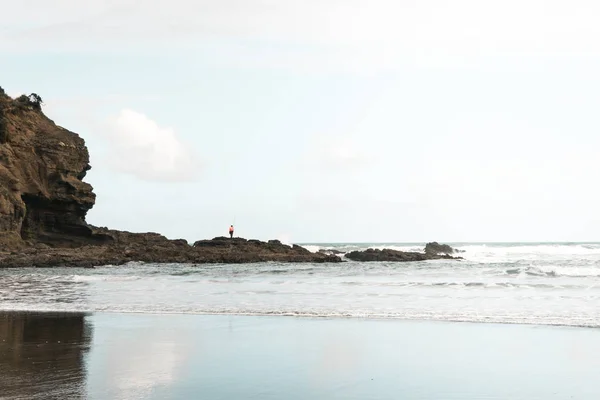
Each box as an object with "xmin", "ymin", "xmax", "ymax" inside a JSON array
[{"xmin": 0, "ymin": 91, "xmax": 108, "ymax": 248}]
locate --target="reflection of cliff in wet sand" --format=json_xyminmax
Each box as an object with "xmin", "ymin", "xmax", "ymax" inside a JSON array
[{"xmin": 0, "ymin": 312, "xmax": 90, "ymax": 399}]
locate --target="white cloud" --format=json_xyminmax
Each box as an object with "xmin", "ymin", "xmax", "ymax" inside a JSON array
[
  {"xmin": 309, "ymin": 136, "xmax": 371, "ymax": 170},
  {"xmin": 5, "ymin": 1, "xmax": 600, "ymax": 71},
  {"xmin": 326, "ymin": 142, "xmax": 369, "ymax": 168},
  {"xmin": 105, "ymin": 109, "xmax": 199, "ymax": 182},
  {"xmin": 103, "ymin": 326, "xmax": 193, "ymax": 400}
]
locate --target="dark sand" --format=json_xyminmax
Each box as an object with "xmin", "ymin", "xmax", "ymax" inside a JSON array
[{"xmin": 1, "ymin": 312, "xmax": 600, "ymax": 399}]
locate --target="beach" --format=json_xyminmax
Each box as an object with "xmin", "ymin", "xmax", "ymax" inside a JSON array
[
  {"xmin": 4, "ymin": 4, "xmax": 600, "ymax": 398},
  {"xmin": 2, "ymin": 243, "xmax": 600, "ymax": 399},
  {"xmin": 2, "ymin": 311, "xmax": 600, "ymax": 400}
]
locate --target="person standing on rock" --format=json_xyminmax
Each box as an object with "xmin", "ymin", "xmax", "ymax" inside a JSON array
[{"xmin": 229, "ymin": 225, "xmax": 234, "ymax": 239}]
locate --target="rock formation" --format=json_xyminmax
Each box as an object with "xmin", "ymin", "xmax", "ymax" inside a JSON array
[
  {"xmin": 424, "ymin": 242, "xmax": 456, "ymax": 256},
  {"xmin": 345, "ymin": 247, "xmax": 462, "ymax": 262},
  {"xmin": 0, "ymin": 89, "xmax": 340, "ymax": 267},
  {"xmin": 0, "ymin": 91, "xmax": 111, "ymax": 249},
  {"xmin": 0, "ymin": 88, "xmax": 463, "ymax": 267},
  {"xmin": 0, "ymin": 234, "xmax": 341, "ymax": 268}
]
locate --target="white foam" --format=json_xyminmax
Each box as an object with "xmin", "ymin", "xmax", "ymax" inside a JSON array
[
  {"xmin": 370, "ymin": 245, "xmax": 424, "ymax": 252},
  {"xmin": 449, "ymin": 243, "xmax": 600, "ymax": 264},
  {"xmin": 70, "ymin": 275, "xmax": 141, "ymax": 282},
  {"xmin": 525, "ymin": 265, "xmax": 600, "ymax": 278},
  {"xmin": 302, "ymin": 245, "xmax": 322, "ymax": 253},
  {"xmin": 461, "ymin": 243, "xmax": 600, "ymax": 255}
]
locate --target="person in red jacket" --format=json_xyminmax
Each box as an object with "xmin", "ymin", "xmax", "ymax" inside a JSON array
[{"xmin": 229, "ymin": 225, "xmax": 234, "ymax": 239}]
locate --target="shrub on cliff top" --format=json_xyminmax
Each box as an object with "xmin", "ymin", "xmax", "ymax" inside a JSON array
[
  {"xmin": 12, "ymin": 93, "xmax": 44, "ymax": 112},
  {"xmin": 28, "ymin": 93, "xmax": 43, "ymax": 110}
]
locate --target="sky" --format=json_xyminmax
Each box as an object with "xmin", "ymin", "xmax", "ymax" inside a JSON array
[{"xmin": 3, "ymin": 0, "xmax": 600, "ymax": 243}]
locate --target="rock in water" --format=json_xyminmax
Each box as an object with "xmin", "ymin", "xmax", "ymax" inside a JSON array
[
  {"xmin": 345, "ymin": 248, "xmax": 461, "ymax": 262},
  {"xmin": 424, "ymin": 242, "xmax": 456, "ymax": 256},
  {"xmin": 318, "ymin": 249, "xmax": 345, "ymax": 255}
]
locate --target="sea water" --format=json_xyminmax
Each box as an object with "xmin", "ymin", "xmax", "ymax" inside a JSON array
[{"xmin": 1, "ymin": 242, "xmax": 599, "ymax": 328}]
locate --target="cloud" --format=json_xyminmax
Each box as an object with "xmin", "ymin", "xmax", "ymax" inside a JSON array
[
  {"xmin": 309, "ymin": 136, "xmax": 372, "ymax": 170},
  {"xmin": 104, "ymin": 109, "xmax": 199, "ymax": 182},
  {"xmin": 104, "ymin": 324, "xmax": 193, "ymax": 400},
  {"xmin": 5, "ymin": 0, "xmax": 600, "ymax": 72},
  {"xmin": 325, "ymin": 142, "xmax": 369, "ymax": 168}
]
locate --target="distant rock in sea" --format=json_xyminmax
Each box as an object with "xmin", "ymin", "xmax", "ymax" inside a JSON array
[
  {"xmin": 317, "ymin": 249, "xmax": 345, "ymax": 255},
  {"xmin": 346, "ymin": 245, "xmax": 463, "ymax": 262},
  {"xmin": 424, "ymin": 242, "xmax": 460, "ymax": 255}
]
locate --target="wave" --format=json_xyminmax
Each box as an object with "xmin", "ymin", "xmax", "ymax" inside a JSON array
[
  {"xmin": 302, "ymin": 245, "xmax": 322, "ymax": 253},
  {"xmin": 505, "ymin": 265, "xmax": 600, "ymax": 278},
  {"xmin": 337, "ymin": 280, "xmax": 591, "ymax": 289},
  {"xmin": 301, "ymin": 243, "xmax": 600, "ymax": 268},
  {"xmin": 3, "ymin": 248, "xmax": 600, "ymax": 333},
  {"xmin": 70, "ymin": 275, "xmax": 142, "ymax": 282},
  {"xmin": 302, "ymin": 244, "xmax": 426, "ymax": 254},
  {"xmin": 460, "ymin": 243, "xmax": 600, "ymax": 257}
]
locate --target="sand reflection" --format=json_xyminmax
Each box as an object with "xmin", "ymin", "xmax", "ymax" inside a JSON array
[{"xmin": 0, "ymin": 312, "xmax": 91, "ymax": 399}]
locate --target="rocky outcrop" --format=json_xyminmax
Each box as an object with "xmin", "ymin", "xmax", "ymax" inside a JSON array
[
  {"xmin": 0, "ymin": 88, "xmax": 461, "ymax": 268},
  {"xmin": 318, "ymin": 249, "xmax": 345, "ymax": 255},
  {"xmin": 424, "ymin": 242, "xmax": 456, "ymax": 256},
  {"xmin": 346, "ymin": 247, "xmax": 462, "ymax": 262},
  {"xmin": 0, "ymin": 91, "xmax": 111, "ymax": 249},
  {"xmin": 0, "ymin": 89, "xmax": 341, "ymax": 267},
  {"xmin": 0, "ymin": 234, "xmax": 341, "ymax": 268}
]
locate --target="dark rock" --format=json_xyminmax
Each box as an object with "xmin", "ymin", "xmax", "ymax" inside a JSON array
[
  {"xmin": 0, "ymin": 232, "xmax": 341, "ymax": 267},
  {"xmin": 346, "ymin": 248, "xmax": 462, "ymax": 262},
  {"xmin": 0, "ymin": 92, "xmax": 110, "ymax": 248},
  {"xmin": 318, "ymin": 249, "xmax": 345, "ymax": 255},
  {"xmin": 193, "ymin": 237, "xmax": 229, "ymax": 247},
  {"xmin": 424, "ymin": 242, "xmax": 455, "ymax": 255},
  {"xmin": 292, "ymin": 244, "xmax": 310, "ymax": 254}
]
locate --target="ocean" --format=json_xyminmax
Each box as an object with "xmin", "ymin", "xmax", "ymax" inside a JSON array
[
  {"xmin": 2, "ymin": 242, "xmax": 600, "ymax": 399},
  {"xmin": 1, "ymin": 242, "xmax": 599, "ymax": 327}
]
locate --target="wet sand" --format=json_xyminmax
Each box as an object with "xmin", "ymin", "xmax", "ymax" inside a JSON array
[{"xmin": 1, "ymin": 312, "xmax": 600, "ymax": 399}]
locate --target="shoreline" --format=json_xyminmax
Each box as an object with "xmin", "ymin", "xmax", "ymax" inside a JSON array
[{"xmin": 1, "ymin": 309, "xmax": 597, "ymax": 330}]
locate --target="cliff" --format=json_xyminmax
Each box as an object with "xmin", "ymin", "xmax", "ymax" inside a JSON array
[{"xmin": 0, "ymin": 90, "xmax": 111, "ymax": 249}]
